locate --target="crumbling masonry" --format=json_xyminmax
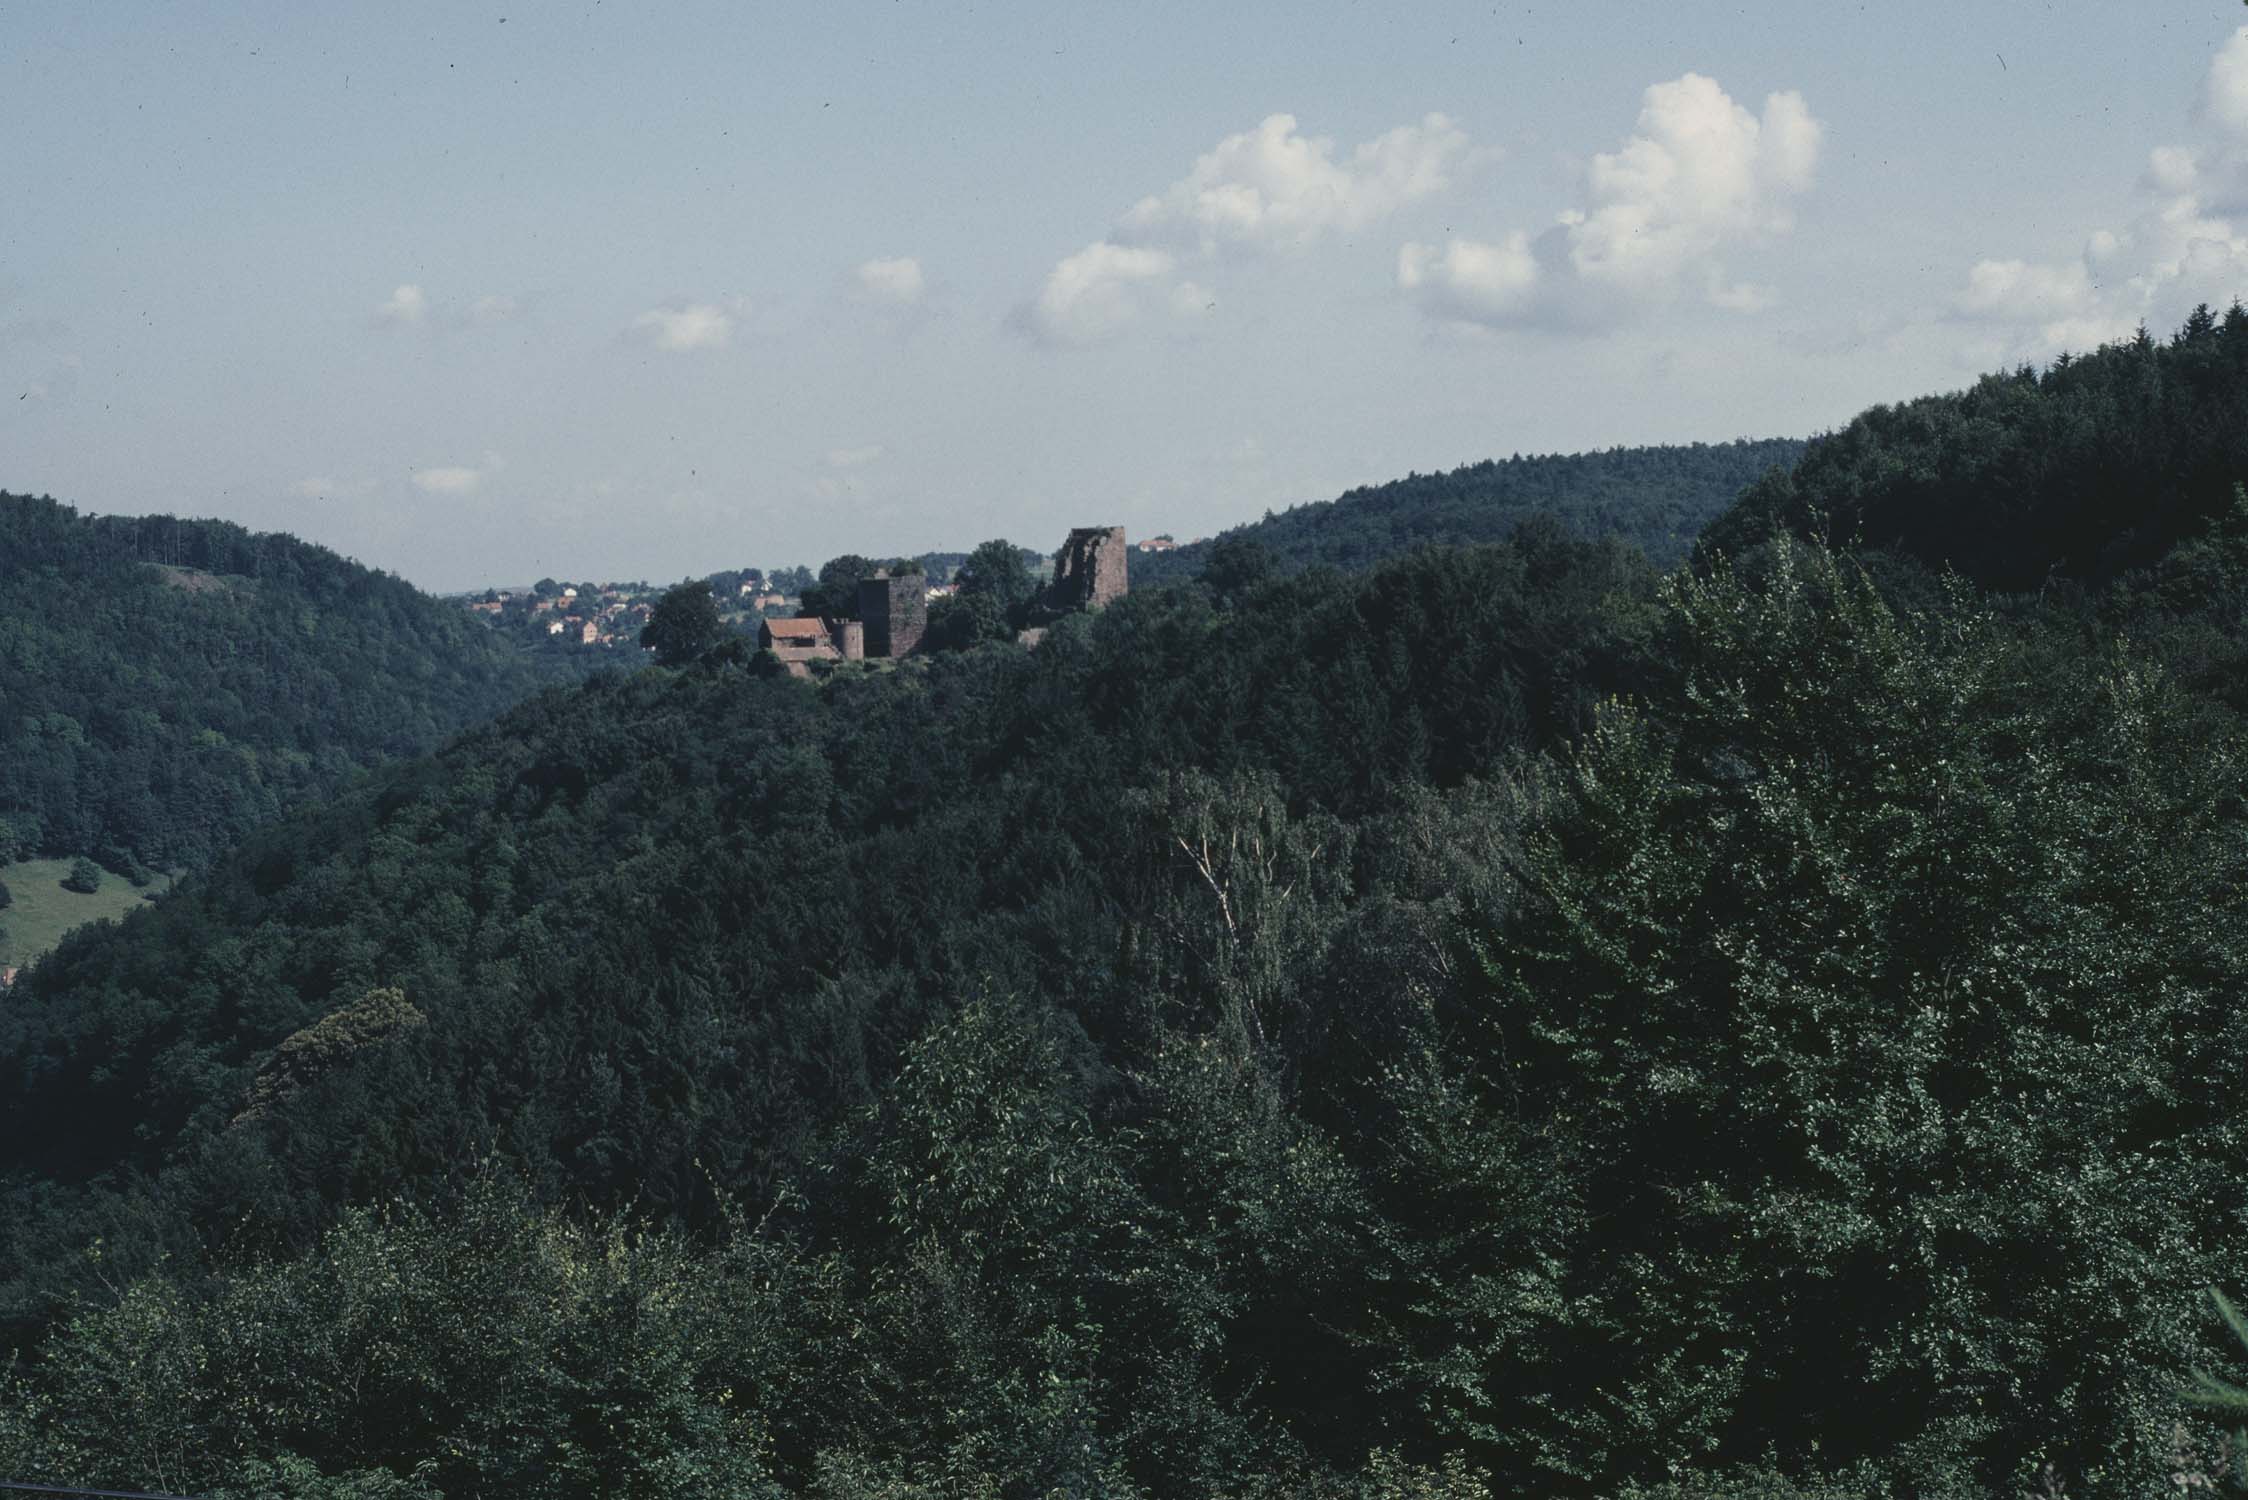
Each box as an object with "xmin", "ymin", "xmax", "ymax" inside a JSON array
[{"xmin": 1047, "ymin": 526, "xmax": 1128, "ymax": 612}]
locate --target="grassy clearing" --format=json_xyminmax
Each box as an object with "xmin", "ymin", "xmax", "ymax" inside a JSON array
[{"xmin": 0, "ymin": 857, "xmax": 163, "ymax": 972}]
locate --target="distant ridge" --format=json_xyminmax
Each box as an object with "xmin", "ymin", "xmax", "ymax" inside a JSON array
[
  {"xmin": 1134, "ymin": 437, "xmax": 1805, "ymax": 583},
  {"xmin": 0, "ymin": 491, "xmax": 587, "ymax": 872}
]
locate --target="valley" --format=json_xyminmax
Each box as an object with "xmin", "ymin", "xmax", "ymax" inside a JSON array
[{"xmin": 7, "ymin": 313, "xmax": 2248, "ymax": 1495}]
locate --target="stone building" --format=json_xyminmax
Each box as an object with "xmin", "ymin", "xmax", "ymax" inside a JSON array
[
  {"xmin": 858, "ymin": 570, "xmax": 928, "ymax": 658},
  {"xmin": 1049, "ymin": 526, "xmax": 1128, "ymax": 612},
  {"xmin": 759, "ymin": 616, "xmax": 863, "ymax": 676}
]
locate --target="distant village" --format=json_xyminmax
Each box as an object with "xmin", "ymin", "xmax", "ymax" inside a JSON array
[{"xmin": 454, "ymin": 529, "xmax": 1191, "ymax": 659}]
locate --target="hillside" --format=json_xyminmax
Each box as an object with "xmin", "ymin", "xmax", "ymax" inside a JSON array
[
  {"xmin": 9, "ymin": 325, "xmax": 2248, "ymax": 1496},
  {"xmin": 1697, "ymin": 307, "xmax": 2248, "ymax": 589},
  {"xmin": 1134, "ymin": 437, "xmax": 1804, "ymax": 585},
  {"xmin": 0, "ymin": 493, "xmax": 591, "ymax": 874}
]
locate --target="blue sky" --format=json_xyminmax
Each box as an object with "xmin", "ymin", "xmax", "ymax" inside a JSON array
[{"xmin": 4, "ymin": 2, "xmax": 2245, "ymax": 590}]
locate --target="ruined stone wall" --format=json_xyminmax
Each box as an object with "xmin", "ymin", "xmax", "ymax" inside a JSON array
[
  {"xmin": 1050, "ymin": 526, "xmax": 1128, "ymax": 612},
  {"xmin": 859, "ymin": 573, "xmax": 928, "ymax": 658}
]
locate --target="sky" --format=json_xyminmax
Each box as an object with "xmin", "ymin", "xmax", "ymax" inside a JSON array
[{"xmin": 6, "ymin": 2, "xmax": 2248, "ymax": 592}]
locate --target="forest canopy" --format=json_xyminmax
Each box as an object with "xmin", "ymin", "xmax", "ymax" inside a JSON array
[
  {"xmin": 10, "ymin": 318, "xmax": 2248, "ymax": 1497},
  {"xmin": 1698, "ymin": 306, "xmax": 2248, "ymax": 589},
  {"xmin": 1134, "ymin": 437, "xmax": 1804, "ymax": 585},
  {"xmin": 0, "ymin": 493, "xmax": 589, "ymax": 872}
]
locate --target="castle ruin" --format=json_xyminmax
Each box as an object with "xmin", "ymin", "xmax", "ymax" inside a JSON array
[
  {"xmin": 858, "ymin": 570, "xmax": 928, "ymax": 658},
  {"xmin": 760, "ymin": 534, "xmax": 1125, "ymax": 674},
  {"xmin": 757, "ymin": 568, "xmax": 926, "ymax": 677},
  {"xmin": 1047, "ymin": 526, "xmax": 1128, "ymax": 612}
]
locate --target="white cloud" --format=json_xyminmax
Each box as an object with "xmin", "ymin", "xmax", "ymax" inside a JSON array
[
  {"xmin": 854, "ymin": 257, "xmax": 925, "ymax": 304},
  {"xmin": 1950, "ymin": 257, "xmax": 2133, "ymax": 360},
  {"xmin": 1016, "ymin": 241, "xmax": 1176, "ymax": 348},
  {"xmin": 1117, "ymin": 112, "xmax": 1470, "ymax": 255},
  {"xmin": 1955, "ymin": 257, "xmax": 2100, "ymax": 325},
  {"xmin": 1397, "ymin": 232, "xmax": 1540, "ymax": 324},
  {"xmin": 412, "ymin": 466, "xmax": 483, "ymax": 495},
  {"xmin": 1570, "ymin": 75, "xmax": 1819, "ymax": 293},
  {"xmin": 2202, "ymin": 26, "xmax": 2248, "ymax": 137},
  {"xmin": 826, "ymin": 444, "xmax": 885, "ymax": 469},
  {"xmin": 1398, "ymin": 73, "xmax": 1819, "ymax": 332},
  {"xmin": 629, "ymin": 301, "xmax": 739, "ymax": 352},
  {"xmin": 2146, "ymin": 144, "xmax": 2200, "ymax": 196},
  {"xmin": 1019, "ymin": 111, "xmax": 1477, "ymax": 346},
  {"xmin": 376, "ymin": 284, "xmax": 428, "ymax": 325},
  {"xmin": 1949, "ymin": 28, "xmax": 2248, "ymax": 362},
  {"xmin": 461, "ymin": 293, "xmax": 520, "ymax": 326}
]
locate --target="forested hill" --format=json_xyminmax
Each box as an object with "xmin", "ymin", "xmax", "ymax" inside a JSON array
[
  {"xmin": 0, "ymin": 492, "xmax": 586, "ymax": 872},
  {"xmin": 1698, "ymin": 306, "xmax": 2248, "ymax": 589},
  {"xmin": 9, "ymin": 452, "xmax": 2248, "ymax": 1494},
  {"xmin": 1135, "ymin": 436, "xmax": 1804, "ymax": 584}
]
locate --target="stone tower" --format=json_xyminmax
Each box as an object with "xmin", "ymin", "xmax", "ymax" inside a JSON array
[
  {"xmin": 858, "ymin": 570, "xmax": 927, "ymax": 658},
  {"xmin": 1049, "ymin": 526, "xmax": 1128, "ymax": 612}
]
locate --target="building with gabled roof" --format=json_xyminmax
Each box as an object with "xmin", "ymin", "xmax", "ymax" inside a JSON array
[{"xmin": 759, "ymin": 616, "xmax": 864, "ymax": 676}]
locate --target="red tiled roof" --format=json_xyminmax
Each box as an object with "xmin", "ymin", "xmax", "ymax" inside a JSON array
[{"xmin": 763, "ymin": 618, "xmax": 829, "ymax": 640}]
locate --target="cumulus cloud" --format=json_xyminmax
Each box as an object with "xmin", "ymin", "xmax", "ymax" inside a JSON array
[
  {"xmin": 1401, "ymin": 74, "xmax": 1820, "ymax": 332},
  {"xmin": 2203, "ymin": 26, "xmax": 2248, "ymax": 137},
  {"xmin": 629, "ymin": 300, "xmax": 740, "ymax": 352},
  {"xmin": 1955, "ymin": 257, "xmax": 2099, "ymax": 323},
  {"xmin": 1117, "ymin": 112, "xmax": 1470, "ymax": 255},
  {"xmin": 1017, "ymin": 112, "xmax": 1475, "ymax": 347},
  {"xmin": 1396, "ymin": 233, "xmax": 1541, "ymax": 325},
  {"xmin": 1949, "ymin": 257, "xmax": 2133, "ymax": 362},
  {"xmin": 854, "ymin": 257, "xmax": 925, "ymax": 305},
  {"xmin": 375, "ymin": 284, "xmax": 428, "ymax": 325},
  {"xmin": 1949, "ymin": 27, "xmax": 2248, "ymax": 361},
  {"xmin": 1566, "ymin": 76, "xmax": 1819, "ymax": 295},
  {"xmin": 1016, "ymin": 241, "xmax": 1177, "ymax": 348}
]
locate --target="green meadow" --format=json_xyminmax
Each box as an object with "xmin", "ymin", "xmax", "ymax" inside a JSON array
[{"xmin": 0, "ymin": 857, "xmax": 159, "ymax": 972}]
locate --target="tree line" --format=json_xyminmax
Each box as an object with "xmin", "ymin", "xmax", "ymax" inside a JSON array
[{"xmin": 9, "ymin": 321, "xmax": 2248, "ymax": 1494}]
